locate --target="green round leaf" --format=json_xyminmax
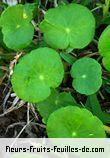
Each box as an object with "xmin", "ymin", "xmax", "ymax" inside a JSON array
[
  {"xmin": 0, "ymin": 4, "xmax": 34, "ymax": 51},
  {"xmin": 98, "ymin": 25, "xmax": 110, "ymax": 57},
  {"xmin": 70, "ymin": 57, "xmax": 102, "ymax": 95},
  {"xmin": 47, "ymin": 106, "xmax": 106, "ymax": 138},
  {"xmin": 11, "ymin": 47, "xmax": 64, "ymax": 103},
  {"xmin": 40, "ymin": 3, "xmax": 95, "ymax": 50},
  {"xmin": 37, "ymin": 89, "xmax": 78, "ymax": 123}
]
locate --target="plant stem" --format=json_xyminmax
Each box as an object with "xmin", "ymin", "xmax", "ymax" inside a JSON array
[
  {"xmin": 91, "ymin": 6, "xmax": 102, "ymax": 12},
  {"xmin": 103, "ymin": 0, "xmax": 110, "ymax": 17},
  {"xmin": 54, "ymin": 0, "xmax": 58, "ymax": 7}
]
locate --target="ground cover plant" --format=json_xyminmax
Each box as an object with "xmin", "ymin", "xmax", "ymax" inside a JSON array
[{"xmin": 1, "ymin": 0, "xmax": 110, "ymax": 138}]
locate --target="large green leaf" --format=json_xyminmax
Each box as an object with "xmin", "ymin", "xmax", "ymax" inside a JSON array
[
  {"xmin": 0, "ymin": 4, "xmax": 34, "ymax": 51},
  {"xmin": 11, "ymin": 47, "xmax": 64, "ymax": 103},
  {"xmin": 40, "ymin": 3, "xmax": 95, "ymax": 50},
  {"xmin": 47, "ymin": 106, "xmax": 106, "ymax": 138},
  {"xmin": 37, "ymin": 89, "xmax": 79, "ymax": 123},
  {"xmin": 70, "ymin": 57, "xmax": 102, "ymax": 95}
]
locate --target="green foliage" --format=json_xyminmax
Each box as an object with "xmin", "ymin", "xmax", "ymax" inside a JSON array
[
  {"xmin": 1, "ymin": 1, "xmax": 110, "ymax": 138},
  {"xmin": 11, "ymin": 47, "xmax": 64, "ymax": 103},
  {"xmin": 40, "ymin": 3, "xmax": 95, "ymax": 50},
  {"xmin": 70, "ymin": 57, "xmax": 102, "ymax": 95},
  {"xmin": 0, "ymin": 4, "xmax": 35, "ymax": 51},
  {"xmin": 37, "ymin": 89, "xmax": 79, "ymax": 123},
  {"xmin": 47, "ymin": 106, "xmax": 106, "ymax": 138}
]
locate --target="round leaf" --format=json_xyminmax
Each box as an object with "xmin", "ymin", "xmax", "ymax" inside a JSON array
[
  {"xmin": 37, "ymin": 89, "xmax": 78, "ymax": 123},
  {"xmin": 47, "ymin": 106, "xmax": 106, "ymax": 138},
  {"xmin": 70, "ymin": 57, "xmax": 102, "ymax": 95},
  {"xmin": 98, "ymin": 25, "xmax": 110, "ymax": 57},
  {"xmin": 40, "ymin": 3, "xmax": 95, "ymax": 50},
  {"xmin": 0, "ymin": 4, "xmax": 34, "ymax": 51},
  {"xmin": 11, "ymin": 47, "xmax": 64, "ymax": 103}
]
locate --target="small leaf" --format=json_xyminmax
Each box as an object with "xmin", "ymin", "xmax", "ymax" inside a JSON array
[
  {"xmin": 11, "ymin": 47, "xmax": 64, "ymax": 103},
  {"xmin": 47, "ymin": 106, "xmax": 106, "ymax": 138},
  {"xmin": 40, "ymin": 3, "xmax": 95, "ymax": 50},
  {"xmin": 71, "ymin": 57, "xmax": 102, "ymax": 95},
  {"xmin": 0, "ymin": 4, "xmax": 34, "ymax": 51},
  {"xmin": 37, "ymin": 89, "xmax": 79, "ymax": 123}
]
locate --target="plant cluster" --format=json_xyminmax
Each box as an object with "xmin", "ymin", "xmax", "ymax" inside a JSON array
[{"xmin": 1, "ymin": 1, "xmax": 110, "ymax": 138}]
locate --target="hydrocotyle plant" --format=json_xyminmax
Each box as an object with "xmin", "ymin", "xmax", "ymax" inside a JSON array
[
  {"xmin": 11, "ymin": 47, "xmax": 64, "ymax": 103},
  {"xmin": 0, "ymin": 4, "xmax": 35, "ymax": 50},
  {"xmin": 40, "ymin": 3, "xmax": 95, "ymax": 50},
  {"xmin": 70, "ymin": 57, "xmax": 102, "ymax": 95},
  {"xmin": 47, "ymin": 106, "xmax": 106, "ymax": 138},
  {"xmin": 37, "ymin": 89, "xmax": 79, "ymax": 123},
  {"xmin": 0, "ymin": 1, "xmax": 109, "ymax": 138}
]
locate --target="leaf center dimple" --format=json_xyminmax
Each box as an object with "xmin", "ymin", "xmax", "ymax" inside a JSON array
[
  {"xmin": 65, "ymin": 28, "xmax": 70, "ymax": 34},
  {"xmin": 89, "ymin": 133, "xmax": 94, "ymax": 136},
  {"xmin": 16, "ymin": 25, "xmax": 21, "ymax": 29},
  {"xmin": 81, "ymin": 74, "xmax": 86, "ymax": 79},
  {"xmin": 39, "ymin": 75, "xmax": 44, "ymax": 80},
  {"xmin": 23, "ymin": 12, "xmax": 28, "ymax": 19},
  {"xmin": 72, "ymin": 132, "xmax": 77, "ymax": 137}
]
